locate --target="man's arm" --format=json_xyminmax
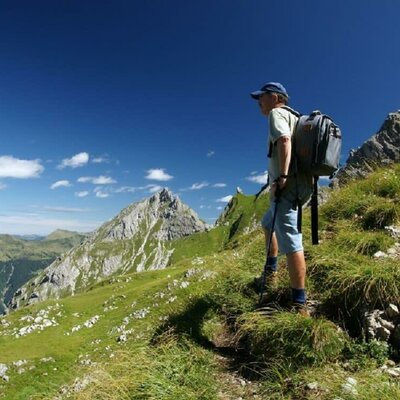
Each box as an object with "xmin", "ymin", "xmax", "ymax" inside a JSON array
[
  {"xmin": 277, "ymin": 136, "xmax": 291, "ymax": 177},
  {"xmin": 272, "ymin": 135, "xmax": 291, "ymax": 194}
]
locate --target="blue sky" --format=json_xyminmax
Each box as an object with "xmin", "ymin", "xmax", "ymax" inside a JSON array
[{"xmin": 0, "ymin": 0, "xmax": 399, "ymax": 235}]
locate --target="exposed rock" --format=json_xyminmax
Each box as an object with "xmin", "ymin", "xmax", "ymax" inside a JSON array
[
  {"xmin": 0, "ymin": 363, "xmax": 8, "ymax": 382},
  {"xmin": 376, "ymin": 326, "xmax": 391, "ymax": 341},
  {"xmin": 117, "ymin": 334, "xmax": 127, "ymax": 342},
  {"xmin": 13, "ymin": 360, "xmax": 27, "ymax": 368},
  {"xmin": 306, "ymin": 382, "xmax": 319, "ymax": 391},
  {"xmin": 386, "ymin": 304, "xmax": 400, "ymax": 319},
  {"xmin": 83, "ymin": 315, "xmax": 100, "ymax": 328},
  {"xmin": 364, "ymin": 306, "xmax": 400, "ymax": 347},
  {"xmin": 386, "ymin": 368, "xmax": 400, "ymax": 378},
  {"xmin": 333, "ymin": 111, "xmax": 400, "ymax": 186},
  {"xmin": 10, "ymin": 189, "xmax": 207, "ymax": 309},
  {"xmin": 341, "ymin": 377, "xmax": 358, "ymax": 396},
  {"xmin": 40, "ymin": 357, "xmax": 55, "ymax": 363},
  {"xmin": 386, "ymin": 226, "xmax": 400, "ymax": 239}
]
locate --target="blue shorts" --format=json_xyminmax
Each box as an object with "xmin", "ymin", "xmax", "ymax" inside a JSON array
[{"xmin": 261, "ymin": 185, "xmax": 312, "ymax": 255}]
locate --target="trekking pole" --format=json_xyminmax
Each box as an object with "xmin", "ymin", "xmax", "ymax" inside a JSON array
[{"xmin": 259, "ymin": 183, "xmax": 281, "ymax": 306}]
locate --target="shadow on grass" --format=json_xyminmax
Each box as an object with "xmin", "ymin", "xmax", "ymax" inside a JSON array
[
  {"xmin": 152, "ymin": 297, "xmax": 216, "ymax": 349},
  {"xmin": 150, "ymin": 289, "xmax": 274, "ymax": 380}
]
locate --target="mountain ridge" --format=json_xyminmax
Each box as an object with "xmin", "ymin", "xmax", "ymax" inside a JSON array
[
  {"xmin": 9, "ymin": 188, "xmax": 207, "ymax": 310},
  {"xmin": 334, "ymin": 110, "xmax": 400, "ymax": 185}
]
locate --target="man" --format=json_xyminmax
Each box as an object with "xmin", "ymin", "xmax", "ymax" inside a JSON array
[{"xmin": 250, "ymin": 82, "xmax": 312, "ymax": 314}]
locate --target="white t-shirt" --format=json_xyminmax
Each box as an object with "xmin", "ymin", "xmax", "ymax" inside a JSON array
[
  {"xmin": 268, "ymin": 107, "xmax": 298, "ymax": 182},
  {"xmin": 267, "ymin": 106, "xmax": 312, "ymax": 198}
]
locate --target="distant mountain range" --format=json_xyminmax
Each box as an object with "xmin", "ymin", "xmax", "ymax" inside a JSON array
[
  {"xmin": 12, "ymin": 235, "xmax": 45, "ymax": 241},
  {"xmin": 0, "ymin": 230, "xmax": 86, "ymax": 314}
]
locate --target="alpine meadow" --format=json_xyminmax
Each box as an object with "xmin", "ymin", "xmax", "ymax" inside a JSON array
[
  {"xmin": 0, "ymin": 111, "xmax": 400, "ymax": 399},
  {"xmin": 1, "ymin": 2, "xmax": 400, "ymax": 399}
]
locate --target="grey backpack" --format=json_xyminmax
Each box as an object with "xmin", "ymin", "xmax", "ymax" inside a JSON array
[
  {"xmin": 290, "ymin": 109, "xmax": 342, "ymax": 177},
  {"xmin": 280, "ymin": 107, "xmax": 342, "ymax": 244}
]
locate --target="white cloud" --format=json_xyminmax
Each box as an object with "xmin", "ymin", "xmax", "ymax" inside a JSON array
[
  {"xmin": 93, "ymin": 176, "xmax": 116, "ymax": 185},
  {"xmin": 77, "ymin": 176, "xmax": 116, "ymax": 185},
  {"xmin": 92, "ymin": 155, "xmax": 110, "ymax": 164},
  {"xmin": 57, "ymin": 152, "xmax": 89, "ymax": 169},
  {"xmin": 246, "ymin": 171, "xmax": 269, "ymax": 185},
  {"xmin": 190, "ymin": 182, "xmax": 209, "ymax": 190},
  {"xmin": 114, "ymin": 186, "xmax": 136, "ymax": 193},
  {"xmin": 213, "ymin": 183, "xmax": 226, "ymax": 188},
  {"xmin": 95, "ymin": 191, "xmax": 110, "ymax": 198},
  {"xmin": 207, "ymin": 150, "xmax": 215, "ymax": 157},
  {"xmin": 93, "ymin": 187, "xmax": 111, "ymax": 198},
  {"xmin": 217, "ymin": 206, "xmax": 224, "ymax": 210},
  {"xmin": 147, "ymin": 184, "xmax": 163, "ymax": 193},
  {"xmin": 181, "ymin": 182, "xmax": 209, "ymax": 191},
  {"xmin": 75, "ymin": 191, "xmax": 90, "ymax": 198},
  {"xmin": 50, "ymin": 180, "xmax": 72, "ymax": 189},
  {"xmin": 216, "ymin": 195, "xmax": 233, "ymax": 203},
  {"xmin": 113, "ymin": 184, "xmax": 162, "ymax": 194},
  {"xmin": 77, "ymin": 177, "xmax": 92, "ymax": 183},
  {"xmin": 145, "ymin": 168, "xmax": 173, "ymax": 181},
  {"xmin": 0, "ymin": 156, "xmax": 44, "ymax": 178},
  {"xmin": 0, "ymin": 182, "xmax": 7, "ymax": 190}
]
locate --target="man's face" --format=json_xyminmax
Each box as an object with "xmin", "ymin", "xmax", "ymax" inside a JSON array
[{"xmin": 258, "ymin": 92, "xmax": 276, "ymax": 116}]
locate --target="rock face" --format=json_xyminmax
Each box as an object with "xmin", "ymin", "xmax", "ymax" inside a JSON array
[
  {"xmin": 9, "ymin": 189, "xmax": 207, "ymax": 310},
  {"xmin": 364, "ymin": 304, "xmax": 400, "ymax": 351},
  {"xmin": 333, "ymin": 111, "xmax": 400, "ymax": 185}
]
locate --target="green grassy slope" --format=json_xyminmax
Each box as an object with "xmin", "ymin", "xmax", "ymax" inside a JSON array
[{"xmin": 0, "ymin": 165, "xmax": 399, "ymax": 399}]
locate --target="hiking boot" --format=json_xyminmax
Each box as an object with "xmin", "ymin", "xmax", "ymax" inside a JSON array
[{"xmin": 289, "ymin": 302, "xmax": 311, "ymax": 317}]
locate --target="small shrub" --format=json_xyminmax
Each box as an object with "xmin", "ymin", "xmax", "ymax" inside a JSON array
[
  {"xmin": 321, "ymin": 256, "xmax": 400, "ymax": 316},
  {"xmin": 362, "ymin": 201, "xmax": 399, "ymax": 230},
  {"xmin": 321, "ymin": 187, "xmax": 375, "ymax": 222},
  {"xmin": 237, "ymin": 312, "xmax": 347, "ymax": 368},
  {"xmin": 334, "ymin": 228, "xmax": 395, "ymax": 256},
  {"xmin": 344, "ymin": 339, "xmax": 389, "ymax": 370},
  {"xmin": 359, "ymin": 166, "xmax": 400, "ymax": 199},
  {"xmin": 208, "ymin": 270, "xmax": 256, "ymax": 316}
]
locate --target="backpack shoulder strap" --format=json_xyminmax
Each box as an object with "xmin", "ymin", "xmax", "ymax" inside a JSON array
[
  {"xmin": 280, "ymin": 105, "xmax": 302, "ymax": 118},
  {"xmin": 311, "ymin": 176, "xmax": 319, "ymax": 245}
]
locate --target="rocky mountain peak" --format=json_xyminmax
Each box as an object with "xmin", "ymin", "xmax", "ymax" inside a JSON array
[
  {"xmin": 149, "ymin": 188, "xmax": 174, "ymax": 204},
  {"xmin": 9, "ymin": 190, "xmax": 207, "ymax": 309},
  {"xmin": 333, "ymin": 110, "xmax": 400, "ymax": 186}
]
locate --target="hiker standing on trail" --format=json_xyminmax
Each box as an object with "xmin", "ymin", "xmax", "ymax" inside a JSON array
[{"xmin": 250, "ymin": 82, "xmax": 313, "ymax": 314}]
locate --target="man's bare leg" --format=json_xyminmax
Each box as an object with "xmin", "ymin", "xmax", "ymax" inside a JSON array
[
  {"xmin": 286, "ymin": 250, "xmax": 306, "ymax": 289},
  {"xmin": 263, "ymin": 228, "xmax": 278, "ymax": 257},
  {"xmin": 287, "ymin": 251, "xmax": 308, "ymax": 313}
]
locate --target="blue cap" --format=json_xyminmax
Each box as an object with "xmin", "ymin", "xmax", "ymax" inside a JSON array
[{"xmin": 250, "ymin": 82, "xmax": 289, "ymax": 100}]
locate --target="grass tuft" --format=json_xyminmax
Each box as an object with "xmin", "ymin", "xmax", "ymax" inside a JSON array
[
  {"xmin": 321, "ymin": 256, "xmax": 400, "ymax": 314},
  {"xmin": 237, "ymin": 311, "xmax": 347, "ymax": 368}
]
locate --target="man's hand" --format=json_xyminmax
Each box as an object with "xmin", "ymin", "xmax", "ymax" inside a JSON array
[{"xmin": 271, "ymin": 176, "xmax": 288, "ymax": 197}]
